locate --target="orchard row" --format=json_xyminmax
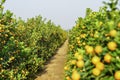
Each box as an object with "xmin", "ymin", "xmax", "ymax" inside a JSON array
[
  {"xmin": 0, "ymin": 0, "xmax": 67, "ymax": 80},
  {"xmin": 65, "ymin": 0, "xmax": 120, "ymax": 80}
]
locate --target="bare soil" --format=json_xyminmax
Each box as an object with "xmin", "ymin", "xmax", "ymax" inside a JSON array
[{"xmin": 35, "ymin": 40, "xmax": 68, "ymax": 80}]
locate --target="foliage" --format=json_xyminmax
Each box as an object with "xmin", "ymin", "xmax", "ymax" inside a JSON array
[
  {"xmin": 65, "ymin": 0, "xmax": 120, "ymax": 80},
  {"xmin": 0, "ymin": 1, "xmax": 67, "ymax": 79}
]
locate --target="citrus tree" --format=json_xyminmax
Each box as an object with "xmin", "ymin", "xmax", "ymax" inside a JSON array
[
  {"xmin": 65, "ymin": 0, "xmax": 120, "ymax": 80},
  {"xmin": 0, "ymin": 0, "xmax": 67, "ymax": 79}
]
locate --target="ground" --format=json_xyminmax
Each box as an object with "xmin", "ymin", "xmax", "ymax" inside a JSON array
[{"xmin": 35, "ymin": 40, "xmax": 68, "ymax": 80}]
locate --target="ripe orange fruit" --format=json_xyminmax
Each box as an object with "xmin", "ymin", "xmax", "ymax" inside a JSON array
[
  {"xmin": 107, "ymin": 41, "xmax": 117, "ymax": 51},
  {"xmin": 82, "ymin": 26, "xmax": 86, "ymax": 29},
  {"xmin": 85, "ymin": 45, "xmax": 89, "ymax": 49},
  {"xmin": 94, "ymin": 34, "xmax": 99, "ymax": 38},
  {"xmin": 114, "ymin": 71, "xmax": 120, "ymax": 80},
  {"xmin": 80, "ymin": 34, "xmax": 86, "ymax": 38},
  {"xmin": 90, "ymin": 33, "xmax": 94, "ymax": 37},
  {"xmin": 92, "ymin": 68, "xmax": 101, "ymax": 76},
  {"xmin": 9, "ymin": 57, "xmax": 15, "ymax": 61},
  {"xmin": 76, "ymin": 37, "xmax": 80, "ymax": 40},
  {"xmin": 77, "ymin": 55, "xmax": 83, "ymax": 60},
  {"xmin": 0, "ymin": 58, "xmax": 3, "ymax": 60},
  {"xmin": 86, "ymin": 46, "xmax": 94, "ymax": 54},
  {"xmin": 94, "ymin": 45, "xmax": 103, "ymax": 54},
  {"xmin": 117, "ymin": 22, "xmax": 120, "ymax": 28},
  {"xmin": 76, "ymin": 24, "xmax": 79, "ymax": 27},
  {"xmin": 64, "ymin": 66, "xmax": 69, "ymax": 70},
  {"xmin": 74, "ymin": 52, "xmax": 79, "ymax": 58},
  {"xmin": 77, "ymin": 40, "xmax": 80, "ymax": 44},
  {"xmin": 92, "ymin": 56, "xmax": 100, "ymax": 65},
  {"xmin": 82, "ymin": 42, "xmax": 86, "ymax": 45},
  {"xmin": 96, "ymin": 62, "xmax": 104, "ymax": 71},
  {"xmin": 104, "ymin": 53, "xmax": 112, "ymax": 63},
  {"xmin": 99, "ymin": 21, "xmax": 103, "ymax": 26},
  {"xmin": 66, "ymin": 76, "xmax": 71, "ymax": 80},
  {"xmin": 71, "ymin": 60, "xmax": 77, "ymax": 65},
  {"xmin": 105, "ymin": 33, "xmax": 109, "ymax": 37},
  {"xmin": 77, "ymin": 60, "xmax": 84, "ymax": 68},
  {"xmin": 71, "ymin": 71, "xmax": 80, "ymax": 80},
  {"xmin": 70, "ymin": 45, "xmax": 74, "ymax": 49},
  {"xmin": 109, "ymin": 29, "xmax": 117, "ymax": 37},
  {"xmin": 106, "ymin": 37, "xmax": 110, "ymax": 40}
]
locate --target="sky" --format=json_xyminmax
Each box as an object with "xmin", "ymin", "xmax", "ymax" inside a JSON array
[{"xmin": 3, "ymin": 0, "xmax": 119, "ymax": 30}]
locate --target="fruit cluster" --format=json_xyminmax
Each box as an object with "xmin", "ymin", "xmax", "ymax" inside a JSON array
[
  {"xmin": 0, "ymin": 0, "xmax": 67, "ymax": 80},
  {"xmin": 65, "ymin": 0, "xmax": 120, "ymax": 80}
]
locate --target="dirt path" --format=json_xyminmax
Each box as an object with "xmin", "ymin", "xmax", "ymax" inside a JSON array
[{"xmin": 35, "ymin": 40, "xmax": 68, "ymax": 80}]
